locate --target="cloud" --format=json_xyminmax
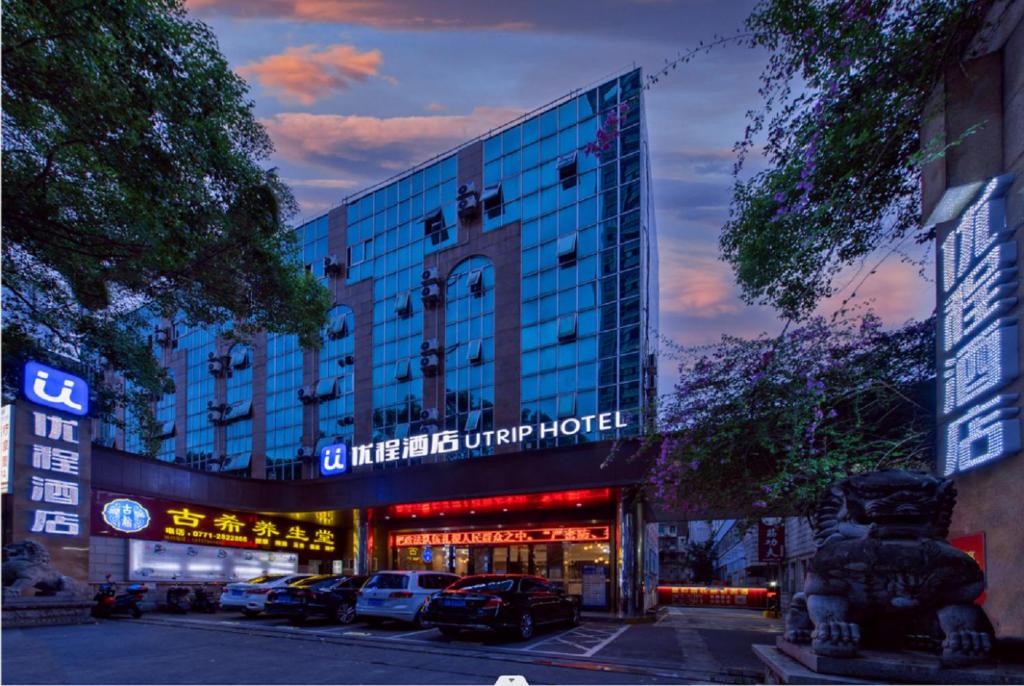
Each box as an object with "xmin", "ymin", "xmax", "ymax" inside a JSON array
[
  {"xmin": 186, "ymin": 0, "xmax": 755, "ymax": 43},
  {"xmin": 816, "ymin": 249, "xmax": 935, "ymax": 325},
  {"xmin": 237, "ymin": 44, "xmax": 382, "ymax": 104},
  {"xmin": 425, "ymin": 102, "xmax": 447, "ymax": 112},
  {"xmin": 261, "ymin": 106, "xmax": 525, "ymax": 177}
]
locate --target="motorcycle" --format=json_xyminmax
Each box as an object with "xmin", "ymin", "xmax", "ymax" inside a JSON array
[
  {"xmin": 190, "ymin": 584, "xmax": 219, "ymax": 613},
  {"xmin": 165, "ymin": 584, "xmax": 192, "ymax": 613},
  {"xmin": 92, "ymin": 575, "xmax": 147, "ymax": 618}
]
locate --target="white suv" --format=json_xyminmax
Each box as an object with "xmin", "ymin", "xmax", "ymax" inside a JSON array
[
  {"xmin": 220, "ymin": 574, "xmax": 312, "ymax": 616},
  {"xmin": 356, "ymin": 571, "xmax": 458, "ymax": 625}
]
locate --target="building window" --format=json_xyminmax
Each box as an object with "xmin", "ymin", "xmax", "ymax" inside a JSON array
[{"xmin": 444, "ymin": 256, "xmax": 496, "ymax": 458}]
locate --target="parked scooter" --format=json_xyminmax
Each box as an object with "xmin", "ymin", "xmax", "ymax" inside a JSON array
[
  {"xmin": 165, "ymin": 584, "xmax": 192, "ymax": 613},
  {"xmin": 92, "ymin": 575, "xmax": 147, "ymax": 618},
  {"xmin": 190, "ymin": 584, "xmax": 219, "ymax": 613}
]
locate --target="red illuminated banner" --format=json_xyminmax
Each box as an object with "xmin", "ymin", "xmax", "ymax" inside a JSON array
[
  {"xmin": 392, "ymin": 526, "xmax": 609, "ymax": 547},
  {"xmin": 386, "ymin": 488, "xmax": 613, "ymax": 520},
  {"xmin": 657, "ymin": 585, "xmax": 769, "ymax": 609},
  {"xmin": 951, "ymin": 532, "xmax": 986, "ymax": 605},
  {"xmin": 91, "ymin": 490, "xmax": 338, "ymax": 554}
]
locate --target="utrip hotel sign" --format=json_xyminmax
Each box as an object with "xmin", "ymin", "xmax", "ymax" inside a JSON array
[
  {"xmin": 338, "ymin": 411, "xmax": 630, "ymax": 472},
  {"xmin": 938, "ymin": 174, "xmax": 1020, "ymax": 475}
]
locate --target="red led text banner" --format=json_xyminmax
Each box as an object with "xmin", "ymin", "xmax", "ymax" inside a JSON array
[
  {"xmin": 91, "ymin": 490, "xmax": 338, "ymax": 554},
  {"xmin": 657, "ymin": 586, "xmax": 769, "ymax": 609},
  {"xmin": 392, "ymin": 526, "xmax": 609, "ymax": 547}
]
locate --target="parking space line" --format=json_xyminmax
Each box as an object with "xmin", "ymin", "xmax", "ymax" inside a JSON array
[
  {"xmin": 579, "ymin": 624, "xmax": 629, "ymax": 657},
  {"xmin": 385, "ymin": 628, "xmax": 437, "ymax": 640}
]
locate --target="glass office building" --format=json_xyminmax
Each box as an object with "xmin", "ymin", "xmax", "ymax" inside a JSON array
[{"xmin": 94, "ymin": 68, "xmax": 659, "ymax": 613}]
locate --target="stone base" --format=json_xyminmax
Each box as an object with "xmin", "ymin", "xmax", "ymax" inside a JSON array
[
  {"xmin": 754, "ymin": 638, "xmax": 1024, "ymax": 685},
  {"xmin": 2, "ymin": 596, "xmax": 94, "ymax": 627}
]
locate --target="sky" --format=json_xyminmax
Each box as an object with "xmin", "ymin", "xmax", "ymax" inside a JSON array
[{"xmin": 186, "ymin": 0, "xmax": 936, "ymax": 396}]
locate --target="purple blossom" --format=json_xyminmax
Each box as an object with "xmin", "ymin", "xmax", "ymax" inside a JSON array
[{"xmin": 752, "ymin": 500, "xmax": 768, "ymax": 509}]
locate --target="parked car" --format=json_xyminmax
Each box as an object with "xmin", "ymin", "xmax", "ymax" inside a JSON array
[
  {"xmin": 220, "ymin": 574, "xmax": 312, "ymax": 616},
  {"xmin": 422, "ymin": 574, "xmax": 580, "ymax": 640},
  {"xmin": 356, "ymin": 570, "xmax": 458, "ymax": 626},
  {"xmin": 265, "ymin": 574, "xmax": 368, "ymax": 624}
]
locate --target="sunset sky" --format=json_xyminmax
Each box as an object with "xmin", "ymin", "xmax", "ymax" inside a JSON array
[{"xmin": 187, "ymin": 0, "xmax": 936, "ymax": 393}]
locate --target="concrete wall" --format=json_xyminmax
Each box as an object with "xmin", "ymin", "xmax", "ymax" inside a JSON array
[
  {"xmin": 923, "ymin": 3, "xmax": 1024, "ymax": 640},
  {"xmin": 88, "ymin": 535, "xmax": 127, "ymax": 583}
]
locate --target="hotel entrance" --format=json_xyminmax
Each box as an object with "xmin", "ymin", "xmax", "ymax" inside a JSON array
[{"xmin": 383, "ymin": 489, "xmax": 616, "ymax": 609}]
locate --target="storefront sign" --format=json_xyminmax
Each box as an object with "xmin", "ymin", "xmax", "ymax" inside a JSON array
[
  {"xmin": 938, "ymin": 174, "xmax": 1021, "ymax": 475},
  {"xmin": 392, "ymin": 526, "xmax": 609, "ymax": 547},
  {"xmin": 92, "ymin": 490, "xmax": 338, "ymax": 554},
  {"xmin": 951, "ymin": 532, "xmax": 986, "ymax": 605},
  {"xmin": 656, "ymin": 585, "xmax": 769, "ymax": 609},
  {"xmin": 1, "ymin": 404, "xmax": 12, "ymax": 494},
  {"xmin": 350, "ymin": 411, "xmax": 629, "ymax": 470},
  {"xmin": 23, "ymin": 361, "xmax": 90, "ymax": 416},
  {"xmin": 758, "ymin": 521, "xmax": 784, "ymax": 562},
  {"xmin": 28, "ymin": 410, "xmax": 83, "ymax": 536}
]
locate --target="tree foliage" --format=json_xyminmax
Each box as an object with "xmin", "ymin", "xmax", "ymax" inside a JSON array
[
  {"xmin": 721, "ymin": 0, "xmax": 994, "ymax": 317},
  {"xmin": 648, "ymin": 312, "xmax": 935, "ymax": 519},
  {"xmin": 2, "ymin": 0, "xmax": 332, "ymax": 422}
]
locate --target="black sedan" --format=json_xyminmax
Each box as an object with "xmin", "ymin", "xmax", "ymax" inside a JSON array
[
  {"xmin": 265, "ymin": 574, "xmax": 368, "ymax": 624},
  {"xmin": 422, "ymin": 574, "xmax": 580, "ymax": 640}
]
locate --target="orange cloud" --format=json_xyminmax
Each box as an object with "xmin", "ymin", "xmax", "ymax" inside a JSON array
[
  {"xmin": 187, "ymin": 0, "xmax": 533, "ymax": 30},
  {"xmin": 238, "ymin": 44, "xmax": 381, "ymax": 104},
  {"xmin": 817, "ymin": 252, "xmax": 935, "ymax": 324},
  {"xmin": 659, "ymin": 242, "xmax": 741, "ymax": 318},
  {"xmin": 261, "ymin": 107, "xmax": 525, "ymax": 171}
]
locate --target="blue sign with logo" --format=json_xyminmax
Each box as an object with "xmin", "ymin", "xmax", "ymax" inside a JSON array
[
  {"xmin": 101, "ymin": 498, "xmax": 151, "ymax": 533},
  {"xmin": 23, "ymin": 361, "xmax": 89, "ymax": 416},
  {"xmin": 320, "ymin": 442, "xmax": 348, "ymax": 476},
  {"xmin": 422, "ymin": 547, "xmax": 433, "ymax": 563}
]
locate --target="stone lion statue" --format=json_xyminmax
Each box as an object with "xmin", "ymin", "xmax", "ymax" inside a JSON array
[
  {"xmin": 784, "ymin": 470, "xmax": 993, "ymax": 666},
  {"xmin": 2, "ymin": 540, "xmax": 85, "ymax": 599}
]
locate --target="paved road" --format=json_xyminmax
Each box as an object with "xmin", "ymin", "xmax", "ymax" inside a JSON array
[{"xmin": 1, "ymin": 606, "xmax": 780, "ymax": 684}]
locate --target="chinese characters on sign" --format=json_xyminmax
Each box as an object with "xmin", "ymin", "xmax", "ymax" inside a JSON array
[
  {"xmin": 343, "ymin": 411, "xmax": 630, "ymax": 472},
  {"xmin": 91, "ymin": 491, "xmax": 338, "ymax": 554},
  {"xmin": 28, "ymin": 410, "xmax": 82, "ymax": 536},
  {"xmin": 938, "ymin": 174, "xmax": 1021, "ymax": 476},
  {"xmin": 758, "ymin": 522, "xmax": 784, "ymax": 562},
  {"xmin": 392, "ymin": 526, "xmax": 609, "ymax": 548},
  {"xmin": 1, "ymin": 405, "xmax": 12, "ymax": 494},
  {"xmin": 656, "ymin": 586, "xmax": 769, "ymax": 609}
]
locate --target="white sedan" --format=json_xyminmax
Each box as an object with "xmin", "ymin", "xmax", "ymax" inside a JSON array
[
  {"xmin": 356, "ymin": 571, "xmax": 458, "ymax": 625},
  {"xmin": 220, "ymin": 574, "xmax": 312, "ymax": 616}
]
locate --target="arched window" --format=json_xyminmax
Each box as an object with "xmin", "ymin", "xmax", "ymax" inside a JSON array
[{"xmin": 444, "ymin": 256, "xmax": 495, "ymax": 458}]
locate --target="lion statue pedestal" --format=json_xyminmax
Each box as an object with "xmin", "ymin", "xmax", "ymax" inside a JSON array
[{"xmin": 2, "ymin": 540, "xmax": 92, "ymax": 627}]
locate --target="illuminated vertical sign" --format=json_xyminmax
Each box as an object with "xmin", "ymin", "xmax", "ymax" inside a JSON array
[
  {"xmin": 938, "ymin": 174, "xmax": 1020, "ymax": 475},
  {"xmin": 1, "ymin": 405, "xmax": 12, "ymax": 494},
  {"xmin": 23, "ymin": 361, "xmax": 90, "ymax": 416}
]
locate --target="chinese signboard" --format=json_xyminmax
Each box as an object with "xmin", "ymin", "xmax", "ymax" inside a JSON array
[
  {"xmin": 938, "ymin": 174, "xmax": 1021, "ymax": 475},
  {"xmin": 656, "ymin": 585, "xmax": 769, "ymax": 609},
  {"xmin": 1, "ymin": 404, "xmax": 12, "ymax": 494},
  {"xmin": 391, "ymin": 526, "xmax": 609, "ymax": 548},
  {"xmin": 951, "ymin": 532, "xmax": 987, "ymax": 605},
  {"xmin": 345, "ymin": 411, "xmax": 629, "ymax": 472},
  {"xmin": 758, "ymin": 521, "xmax": 785, "ymax": 562},
  {"xmin": 92, "ymin": 490, "xmax": 339, "ymax": 555},
  {"xmin": 10, "ymin": 364, "xmax": 94, "ymax": 585}
]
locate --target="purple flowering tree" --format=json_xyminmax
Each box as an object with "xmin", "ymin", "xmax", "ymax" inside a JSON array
[
  {"xmin": 648, "ymin": 312, "xmax": 934, "ymax": 519},
  {"xmin": 718, "ymin": 0, "xmax": 995, "ymax": 318}
]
